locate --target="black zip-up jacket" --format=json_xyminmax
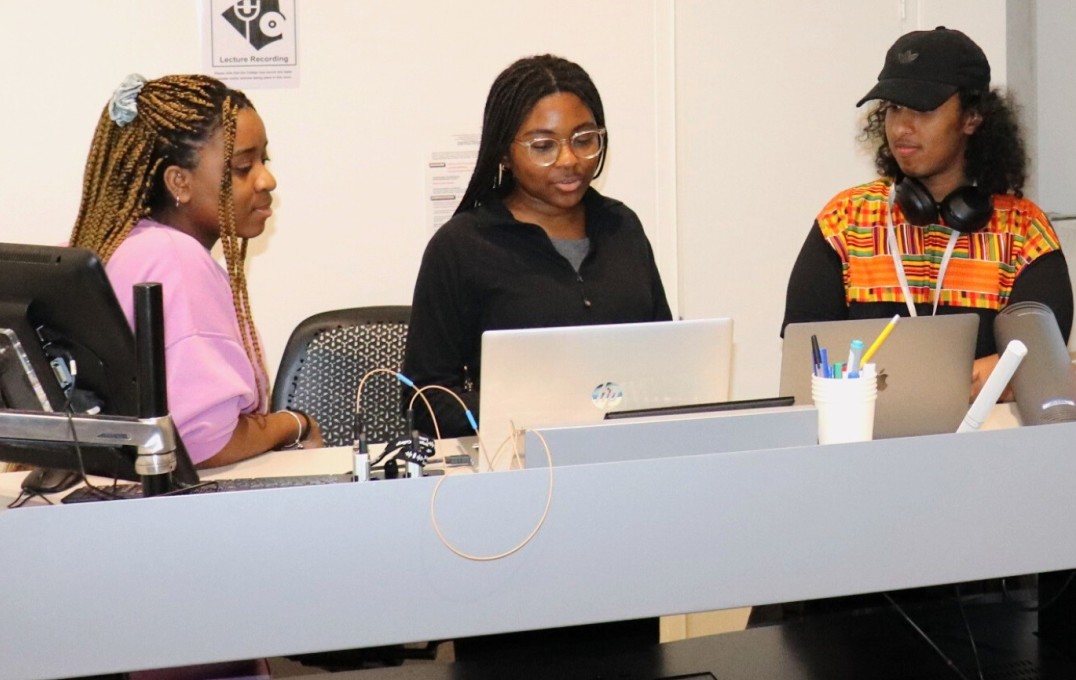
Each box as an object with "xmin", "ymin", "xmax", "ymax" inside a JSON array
[{"xmin": 402, "ymin": 188, "xmax": 672, "ymax": 437}]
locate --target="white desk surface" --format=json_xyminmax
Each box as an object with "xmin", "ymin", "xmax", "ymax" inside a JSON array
[{"xmin": 3, "ymin": 402, "xmax": 1058, "ymax": 680}]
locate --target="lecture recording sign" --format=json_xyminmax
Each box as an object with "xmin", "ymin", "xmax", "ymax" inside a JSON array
[{"xmin": 202, "ymin": 0, "xmax": 299, "ymax": 88}]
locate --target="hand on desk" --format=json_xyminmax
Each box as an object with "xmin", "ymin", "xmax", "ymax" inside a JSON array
[{"xmin": 971, "ymin": 354, "xmax": 1015, "ymax": 404}]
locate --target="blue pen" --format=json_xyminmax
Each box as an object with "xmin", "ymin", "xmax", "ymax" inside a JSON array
[
  {"xmin": 847, "ymin": 339, "xmax": 864, "ymax": 378},
  {"xmin": 819, "ymin": 347, "xmax": 830, "ymax": 378},
  {"xmin": 810, "ymin": 334, "xmax": 822, "ymax": 377}
]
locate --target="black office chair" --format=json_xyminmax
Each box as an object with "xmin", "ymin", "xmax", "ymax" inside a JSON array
[{"xmin": 272, "ymin": 306, "xmax": 411, "ymax": 447}]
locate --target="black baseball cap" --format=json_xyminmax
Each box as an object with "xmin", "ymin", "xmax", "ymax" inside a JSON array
[{"xmin": 856, "ymin": 26, "xmax": 990, "ymax": 111}]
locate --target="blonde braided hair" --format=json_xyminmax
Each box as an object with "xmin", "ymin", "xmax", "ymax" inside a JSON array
[{"xmin": 70, "ymin": 74, "xmax": 268, "ymax": 409}]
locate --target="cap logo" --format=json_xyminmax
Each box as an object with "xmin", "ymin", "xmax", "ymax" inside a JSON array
[{"xmin": 897, "ymin": 50, "xmax": 919, "ymax": 64}]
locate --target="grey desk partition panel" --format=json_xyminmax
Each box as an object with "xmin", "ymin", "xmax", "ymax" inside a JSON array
[
  {"xmin": 4, "ymin": 422, "xmax": 1076, "ymax": 678},
  {"xmin": 523, "ymin": 405, "xmax": 817, "ymax": 467}
]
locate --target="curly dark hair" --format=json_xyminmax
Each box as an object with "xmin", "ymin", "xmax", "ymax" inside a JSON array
[
  {"xmin": 862, "ymin": 88, "xmax": 1027, "ymax": 197},
  {"xmin": 455, "ymin": 54, "xmax": 607, "ymax": 214}
]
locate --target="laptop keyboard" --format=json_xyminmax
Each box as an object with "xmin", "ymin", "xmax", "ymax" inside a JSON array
[{"xmin": 61, "ymin": 473, "xmax": 353, "ymax": 504}]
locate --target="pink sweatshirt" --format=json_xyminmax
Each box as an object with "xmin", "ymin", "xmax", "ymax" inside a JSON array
[{"xmin": 105, "ymin": 220, "xmax": 264, "ymax": 464}]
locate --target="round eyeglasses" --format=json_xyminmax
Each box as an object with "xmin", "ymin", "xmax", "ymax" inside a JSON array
[{"xmin": 514, "ymin": 128, "xmax": 606, "ymax": 167}]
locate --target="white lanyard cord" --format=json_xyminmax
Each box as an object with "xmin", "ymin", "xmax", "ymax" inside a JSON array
[{"xmin": 886, "ymin": 186, "xmax": 960, "ymax": 317}]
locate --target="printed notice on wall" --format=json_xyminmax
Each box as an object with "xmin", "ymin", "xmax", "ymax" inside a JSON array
[
  {"xmin": 426, "ymin": 134, "xmax": 480, "ymax": 235},
  {"xmin": 201, "ymin": 0, "xmax": 299, "ymax": 89}
]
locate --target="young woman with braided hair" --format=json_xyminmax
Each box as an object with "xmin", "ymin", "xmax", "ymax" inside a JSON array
[
  {"xmin": 70, "ymin": 73, "xmax": 322, "ymax": 469},
  {"xmin": 403, "ymin": 54, "xmax": 671, "ymax": 438}
]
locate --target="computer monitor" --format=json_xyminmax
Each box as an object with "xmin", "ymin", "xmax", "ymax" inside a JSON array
[{"xmin": 0, "ymin": 242, "xmax": 165, "ymax": 481}]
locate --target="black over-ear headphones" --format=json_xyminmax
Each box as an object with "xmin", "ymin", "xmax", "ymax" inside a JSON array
[{"xmin": 894, "ymin": 176, "xmax": 994, "ymax": 233}]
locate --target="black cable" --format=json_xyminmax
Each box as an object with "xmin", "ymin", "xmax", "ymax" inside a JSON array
[
  {"xmin": 883, "ymin": 592, "xmax": 971, "ymax": 680},
  {"xmin": 25, "ymin": 372, "xmax": 203, "ymax": 503},
  {"xmin": 1002, "ymin": 571, "xmax": 1076, "ymax": 613},
  {"xmin": 61, "ymin": 396, "xmax": 127, "ymax": 501},
  {"xmin": 6, "ymin": 491, "xmax": 29, "ymax": 509},
  {"xmin": 59, "ymin": 361, "xmax": 188, "ymax": 502},
  {"xmin": 953, "ymin": 585, "xmax": 985, "ymax": 680},
  {"xmin": 7, "ymin": 488, "xmax": 54, "ymax": 509},
  {"xmin": 161, "ymin": 480, "xmax": 217, "ymax": 496}
]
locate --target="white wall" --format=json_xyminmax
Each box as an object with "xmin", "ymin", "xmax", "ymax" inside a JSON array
[
  {"xmin": 0, "ymin": 0, "xmax": 674, "ymax": 383},
  {"xmin": 1032, "ymin": 0, "xmax": 1076, "ymax": 217},
  {"xmin": 1028, "ymin": 0, "xmax": 1076, "ymax": 352},
  {"xmin": 674, "ymin": 0, "xmax": 1009, "ymax": 399},
  {"xmin": 1, "ymin": 1, "xmax": 1015, "ymax": 399}
]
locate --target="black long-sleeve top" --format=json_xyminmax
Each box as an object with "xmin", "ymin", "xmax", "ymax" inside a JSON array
[{"xmin": 403, "ymin": 188, "xmax": 672, "ymax": 437}]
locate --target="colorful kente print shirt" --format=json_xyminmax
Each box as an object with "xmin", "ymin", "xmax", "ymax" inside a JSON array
[
  {"xmin": 819, "ymin": 178, "xmax": 1060, "ymax": 310},
  {"xmin": 782, "ymin": 178, "xmax": 1073, "ymax": 358}
]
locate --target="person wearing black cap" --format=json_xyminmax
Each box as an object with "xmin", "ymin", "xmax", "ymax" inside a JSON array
[{"xmin": 782, "ymin": 26, "xmax": 1073, "ymax": 401}]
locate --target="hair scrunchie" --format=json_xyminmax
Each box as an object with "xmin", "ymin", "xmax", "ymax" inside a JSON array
[{"xmin": 108, "ymin": 73, "xmax": 147, "ymax": 127}]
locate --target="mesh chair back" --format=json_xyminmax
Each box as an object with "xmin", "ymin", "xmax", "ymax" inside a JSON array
[{"xmin": 271, "ymin": 306, "xmax": 410, "ymax": 447}]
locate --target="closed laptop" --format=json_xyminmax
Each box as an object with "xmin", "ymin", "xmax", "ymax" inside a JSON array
[{"xmin": 477, "ymin": 318, "xmax": 734, "ymax": 470}]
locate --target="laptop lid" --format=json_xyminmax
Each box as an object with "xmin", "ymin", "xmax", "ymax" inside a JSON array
[
  {"xmin": 780, "ymin": 314, "xmax": 979, "ymax": 439},
  {"xmin": 477, "ymin": 318, "xmax": 734, "ymax": 471}
]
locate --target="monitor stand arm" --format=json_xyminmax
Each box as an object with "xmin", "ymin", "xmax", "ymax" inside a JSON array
[{"xmin": 0, "ymin": 409, "xmax": 178, "ymax": 492}]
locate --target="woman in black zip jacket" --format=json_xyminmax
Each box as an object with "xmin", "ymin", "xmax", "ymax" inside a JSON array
[{"xmin": 402, "ymin": 54, "xmax": 671, "ymax": 438}]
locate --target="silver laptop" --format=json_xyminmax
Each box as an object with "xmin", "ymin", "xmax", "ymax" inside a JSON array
[
  {"xmin": 780, "ymin": 314, "xmax": 979, "ymax": 439},
  {"xmin": 476, "ymin": 318, "xmax": 734, "ymax": 470}
]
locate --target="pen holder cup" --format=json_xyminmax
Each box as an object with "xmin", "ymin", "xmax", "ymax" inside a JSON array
[{"xmin": 811, "ymin": 374, "xmax": 878, "ymax": 444}]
